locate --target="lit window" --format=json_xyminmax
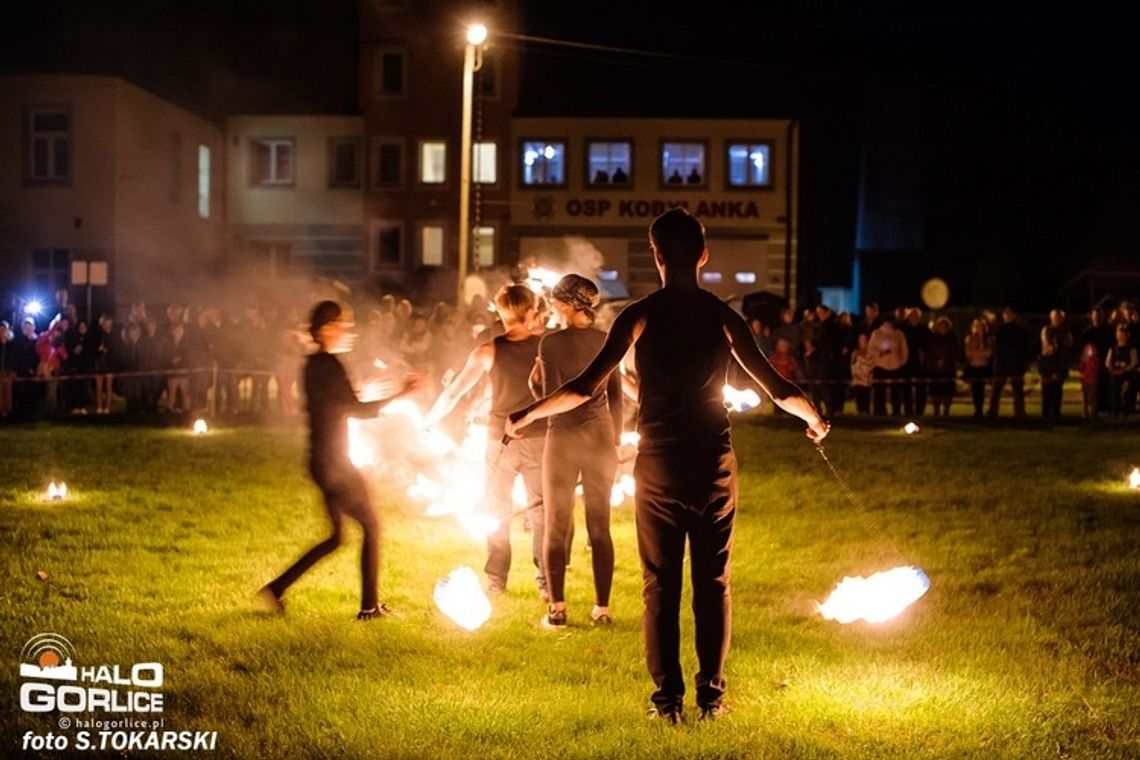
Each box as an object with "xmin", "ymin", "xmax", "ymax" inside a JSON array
[
  {"xmin": 420, "ymin": 140, "xmax": 447, "ymax": 184},
  {"xmin": 727, "ymin": 143, "xmax": 771, "ymax": 187},
  {"xmin": 521, "ymin": 141, "xmax": 565, "ymax": 186},
  {"xmin": 27, "ymin": 109, "xmax": 70, "ymax": 182},
  {"xmin": 598, "ymin": 269, "xmax": 619, "ymax": 281},
  {"xmin": 374, "ymin": 222, "xmax": 403, "ymax": 268},
  {"xmin": 252, "ymin": 138, "xmax": 294, "ymax": 185},
  {"xmin": 376, "ymin": 50, "xmax": 405, "ymax": 96},
  {"xmin": 374, "ymin": 140, "xmax": 403, "ymax": 188},
  {"xmin": 422, "ymin": 225, "xmax": 444, "ymax": 267},
  {"xmin": 662, "ymin": 142, "xmax": 705, "ymax": 186},
  {"xmin": 473, "ymin": 141, "xmax": 497, "ymax": 184},
  {"xmin": 700, "ymin": 271, "xmax": 723, "ymax": 283},
  {"xmin": 473, "ymin": 226, "xmax": 495, "ymax": 268},
  {"xmin": 329, "ymin": 138, "xmax": 361, "ymax": 188},
  {"xmin": 197, "ymin": 145, "xmax": 210, "ymax": 219},
  {"xmin": 587, "ymin": 142, "xmax": 631, "ymax": 186},
  {"xmin": 734, "ymin": 271, "xmax": 757, "ymax": 285}
]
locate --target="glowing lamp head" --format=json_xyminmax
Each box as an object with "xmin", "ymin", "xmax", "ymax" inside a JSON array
[
  {"xmin": 903, "ymin": 422, "xmax": 921, "ymax": 435},
  {"xmin": 1129, "ymin": 467, "xmax": 1140, "ymax": 490},
  {"xmin": 193, "ymin": 419, "xmax": 208, "ymax": 435},
  {"xmin": 466, "ymin": 24, "xmax": 488, "ymax": 45}
]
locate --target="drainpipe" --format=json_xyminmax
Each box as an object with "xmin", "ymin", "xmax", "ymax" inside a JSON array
[{"xmin": 784, "ymin": 119, "xmax": 798, "ymax": 306}]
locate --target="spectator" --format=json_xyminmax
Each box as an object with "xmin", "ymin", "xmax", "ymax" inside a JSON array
[
  {"xmin": 902, "ymin": 307, "xmax": 930, "ymax": 416},
  {"xmin": 1105, "ymin": 325, "xmax": 1138, "ymax": 418},
  {"xmin": 163, "ymin": 322, "xmax": 192, "ymax": 414},
  {"xmin": 35, "ymin": 316, "xmax": 69, "ymax": 415},
  {"xmin": 1077, "ymin": 341, "xmax": 1100, "ymax": 420},
  {"xmin": 963, "ymin": 317, "xmax": 994, "ymax": 419},
  {"xmin": 988, "ymin": 307, "xmax": 1030, "ymax": 418},
  {"xmin": 1041, "ymin": 309, "xmax": 1073, "ymax": 360},
  {"xmin": 768, "ymin": 336, "xmax": 801, "ymax": 384},
  {"xmin": 399, "ymin": 312, "xmax": 434, "ymax": 374},
  {"xmin": 1037, "ymin": 341, "xmax": 1067, "ymax": 419},
  {"xmin": 64, "ymin": 319, "xmax": 91, "ymax": 414},
  {"xmin": 869, "ymin": 315, "xmax": 909, "ymax": 416},
  {"xmin": 0, "ymin": 321, "xmax": 13, "ymax": 418},
  {"xmin": 800, "ymin": 337, "xmax": 827, "ymax": 411},
  {"xmin": 91, "ymin": 315, "xmax": 116, "ymax": 414},
  {"xmin": 13, "ymin": 317, "xmax": 40, "ymax": 418},
  {"xmin": 770, "ymin": 308, "xmax": 802, "ymax": 358},
  {"xmin": 926, "ymin": 316, "xmax": 957, "ymax": 417},
  {"xmin": 815, "ymin": 304, "xmax": 847, "ymax": 416},
  {"xmin": 1080, "ymin": 307, "xmax": 1113, "ymax": 414},
  {"xmin": 859, "ymin": 302, "xmax": 882, "ymax": 338},
  {"xmin": 849, "ymin": 332, "xmax": 875, "ymax": 414}
]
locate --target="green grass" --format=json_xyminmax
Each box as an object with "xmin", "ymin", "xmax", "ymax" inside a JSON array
[{"xmin": 2, "ymin": 417, "xmax": 1139, "ymax": 758}]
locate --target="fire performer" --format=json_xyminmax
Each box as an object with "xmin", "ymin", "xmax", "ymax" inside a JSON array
[
  {"xmin": 530, "ymin": 274, "xmax": 623, "ymax": 630},
  {"xmin": 425, "ymin": 285, "xmax": 547, "ymax": 598},
  {"xmin": 506, "ymin": 209, "xmax": 829, "ymax": 722},
  {"xmin": 261, "ymin": 301, "xmax": 421, "ymax": 621}
]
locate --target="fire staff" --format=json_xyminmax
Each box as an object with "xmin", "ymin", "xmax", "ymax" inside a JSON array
[
  {"xmin": 261, "ymin": 301, "xmax": 420, "ymax": 621},
  {"xmin": 507, "ymin": 209, "xmax": 828, "ymax": 723}
]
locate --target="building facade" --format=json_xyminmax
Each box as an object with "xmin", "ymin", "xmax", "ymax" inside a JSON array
[
  {"xmin": 508, "ymin": 117, "xmax": 799, "ymax": 303},
  {"xmin": 358, "ymin": 0, "xmax": 521, "ymax": 301},
  {"xmin": 0, "ymin": 74, "xmax": 225, "ymax": 318}
]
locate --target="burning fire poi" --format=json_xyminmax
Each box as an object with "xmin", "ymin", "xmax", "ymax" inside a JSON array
[
  {"xmin": 1129, "ymin": 467, "xmax": 1140, "ymax": 490},
  {"xmin": 193, "ymin": 419, "xmax": 208, "ymax": 435},
  {"xmin": 903, "ymin": 422, "xmax": 921, "ymax": 435},
  {"xmin": 723, "ymin": 384, "xmax": 762, "ymax": 413},
  {"xmin": 817, "ymin": 565, "xmax": 931, "ymax": 624},
  {"xmin": 46, "ymin": 482, "xmax": 68, "ymax": 501},
  {"xmin": 434, "ymin": 565, "xmax": 493, "ymax": 631}
]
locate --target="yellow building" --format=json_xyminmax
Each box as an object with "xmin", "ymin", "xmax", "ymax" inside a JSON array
[
  {"xmin": 509, "ymin": 117, "xmax": 799, "ymax": 302},
  {"xmin": 0, "ymin": 74, "xmax": 225, "ymax": 314}
]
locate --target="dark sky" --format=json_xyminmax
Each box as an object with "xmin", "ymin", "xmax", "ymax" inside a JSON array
[{"xmin": 4, "ymin": 1, "xmax": 1138, "ymax": 309}]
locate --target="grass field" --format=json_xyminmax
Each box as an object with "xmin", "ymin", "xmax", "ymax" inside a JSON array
[{"xmin": 2, "ymin": 416, "xmax": 1139, "ymax": 759}]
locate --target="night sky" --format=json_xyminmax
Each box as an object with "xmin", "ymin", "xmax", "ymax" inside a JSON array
[{"xmin": 4, "ymin": 1, "xmax": 1137, "ymax": 310}]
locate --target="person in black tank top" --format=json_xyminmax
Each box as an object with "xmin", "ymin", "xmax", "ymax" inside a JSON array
[
  {"xmin": 507, "ymin": 209, "xmax": 828, "ymax": 722},
  {"xmin": 261, "ymin": 301, "xmax": 421, "ymax": 620},
  {"xmin": 532, "ymin": 275, "xmax": 623, "ymax": 630},
  {"xmin": 426, "ymin": 285, "xmax": 548, "ymax": 598}
]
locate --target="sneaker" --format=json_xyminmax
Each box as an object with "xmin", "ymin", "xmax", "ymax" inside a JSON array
[
  {"xmin": 698, "ymin": 701, "xmax": 731, "ymax": 721},
  {"xmin": 591, "ymin": 611, "xmax": 613, "ymax": 627},
  {"xmin": 646, "ymin": 705, "xmax": 683, "ymax": 725},
  {"xmin": 487, "ymin": 577, "xmax": 507, "ymax": 596},
  {"xmin": 356, "ymin": 602, "xmax": 393, "ymax": 621},
  {"xmin": 540, "ymin": 605, "xmax": 567, "ymax": 630},
  {"xmin": 257, "ymin": 585, "xmax": 284, "ymax": 614}
]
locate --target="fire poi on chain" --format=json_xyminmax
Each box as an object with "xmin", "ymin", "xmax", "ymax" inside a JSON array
[
  {"xmin": 1129, "ymin": 467, "xmax": 1140, "ymax": 490},
  {"xmin": 45, "ymin": 482, "xmax": 68, "ymax": 501},
  {"xmin": 723, "ymin": 383, "xmax": 762, "ymax": 413},
  {"xmin": 814, "ymin": 443, "xmax": 931, "ymax": 624},
  {"xmin": 193, "ymin": 419, "xmax": 208, "ymax": 435},
  {"xmin": 903, "ymin": 421, "xmax": 921, "ymax": 435},
  {"xmin": 434, "ymin": 565, "xmax": 493, "ymax": 631}
]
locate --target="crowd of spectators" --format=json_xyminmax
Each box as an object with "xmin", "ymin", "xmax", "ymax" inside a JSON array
[{"xmin": 1, "ymin": 289, "xmax": 1138, "ymax": 423}]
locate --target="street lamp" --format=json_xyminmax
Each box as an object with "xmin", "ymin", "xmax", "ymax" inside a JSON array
[{"xmin": 457, "ymin": 23, "xmax": 487, "ymax": 307}]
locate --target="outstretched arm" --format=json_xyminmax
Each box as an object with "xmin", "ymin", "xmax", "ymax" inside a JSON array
[
  {"xmin": 425, "ymin": 342, "xmax": 493, "ymax": 426},
  {"xmin": 720, "ymin": 303, "xmax": 829, "ymax": 442},
  {"xmin": 505, "ymin": 302, "xmax": 645, "ymax": 436}
]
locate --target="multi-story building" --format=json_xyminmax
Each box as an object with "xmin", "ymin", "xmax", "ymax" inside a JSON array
[
  {"xmin": 358, "ymin": 0, "xmax": 521, "ymax": 301},
  {"xmin": 0, "ymin": 74, "xmax": 225, "ymax": 317},
  {"xmin": 226, "ymin": 115, "xmax": 366, "ymax": 286},
  {"xmin": 508, "ymin": 117, "xmax": 799, "ymax": 303}
]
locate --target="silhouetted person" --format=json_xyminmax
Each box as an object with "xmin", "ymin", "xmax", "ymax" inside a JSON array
[
  {"xmin": 506, "ymin": 209, "xmax": 827, "ymax": 723},
  {"xmin": 611, "ymin": 166, "xmax": 628, "ymax": 184},
  {"xmin": 988, "ymin": 307, "xmax": 1030, "ymax": 418}
]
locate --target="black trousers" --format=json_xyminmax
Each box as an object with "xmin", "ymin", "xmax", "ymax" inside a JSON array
[
  {"xmin": 634, "ymin": 445, "xmax": 736, "ymax": 711},
  {"xmin": 543, "ymin": 421, "xmax": 617, "ymax": 607},
  {"xmin": 268, "ymin": 461, "xmax": 380, "ymax": 610},
  {"xmin": 989, "ymin": 374, "xmax": 1026, "ymax": 417},
  {"xmin": 1040, "ymin": 382, "xmax": 1063, "ymax": 418}
]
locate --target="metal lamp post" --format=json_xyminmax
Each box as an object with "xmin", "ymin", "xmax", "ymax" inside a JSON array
[{"xmin": 457, "ymin": 23, "xmax": 487, "ymax": 308}]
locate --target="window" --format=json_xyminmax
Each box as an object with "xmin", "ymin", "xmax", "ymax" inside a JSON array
[
  {"xmin": 197, "ymin": 145, "xmax": 210, "ymax": 219},
  {"xmin": 661, "ymin": 142, "xmax": 705, "ymax": 186},
  {"xmin": 421, "ymin": 225, "xmax": 445, "ymax": 267},
  {"xmin": 520, "ymin": 141, "xmax": 565, "ymax": 186},
  {"xmin": 375, "ymin": 49, "xmax": 406, "ymax": 96},
  {"xmin": 374, "ymin": 222, "xmax": 403, "ymax": 268},
  {"xmin": 473, "ymin": 226, "xmax": 495, "ymax": 268},
  {"xmin": 700, "ymin": 271, "xmax": 723, "ymax": 284},
  {"xmin": 328, "ymin": 138, "xmax": 361, "ymax": 188},
  {"xmin": 734, "ymin": 271, "xmax": 757, "ymax": 285},
  {"xmin": 27, "ymin": 108, "xmax": 70, "ymax": 182},
  {"xmin": 420, "ymin": 140, "xmax": 447, "ymax": 184},
  {"xmin": 473, "ymin": 141, "xmax": 497, "ymax": 184},
  {"xmin": 32, "ymin": 249, "xmax": 70, "ymax": 293},
  {"xmin": 727, "ymin": 142, "xmax": 771, "ymax": 187},
  {"xmin": 251, "ymin": 138, "xmax": 294, "ymax": 185},
  {"xmin": 587, "ymin": 141, "xmax": 632, "ymax": 186},
  {"xmin": 373, "ymin": 140, "xmax": 403, "ymax": 188},
  {"xmin": 476, "ymin": 51, "xmax": 498, "ymax": 98}
]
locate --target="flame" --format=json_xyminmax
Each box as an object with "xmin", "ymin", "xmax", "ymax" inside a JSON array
[
  {"xmin": 817, "ymin": 566, "xmax": 931, "ymax": 624},
  {"xmin": 347, "ymin": 419, "xmax": 376, "ymax": 469},
  {"xmin": 525, "ymin": 266, "xmax": 563, "ymax": 293},
  {"xmin": 46, "ymin": 482, "xmax": 68, "ymax": 501},
  {"xmin": 434, "ymin": 566, "xmax": 492, "ymax": 631},
  {"xmin": 193, "ymin": 419, "xmax": 208, "ymax": 435},
  {"xmin": 1129, "ymin": 468, "xmax": 1140, "ymax": 490},
  {"xmin": 723, "ymin": 384, "xmax": 762, "ymax": 413},
  {"xmin": 619, "ymin": 431, "xmax": 640, "ymax": 448},
  {"xmin": 610, "ymin": 473, "xmax": 636, "ymax": 507},
  {"xmin": 903, "ymin": 422, "xmax": 921, "ymax": 435}
]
